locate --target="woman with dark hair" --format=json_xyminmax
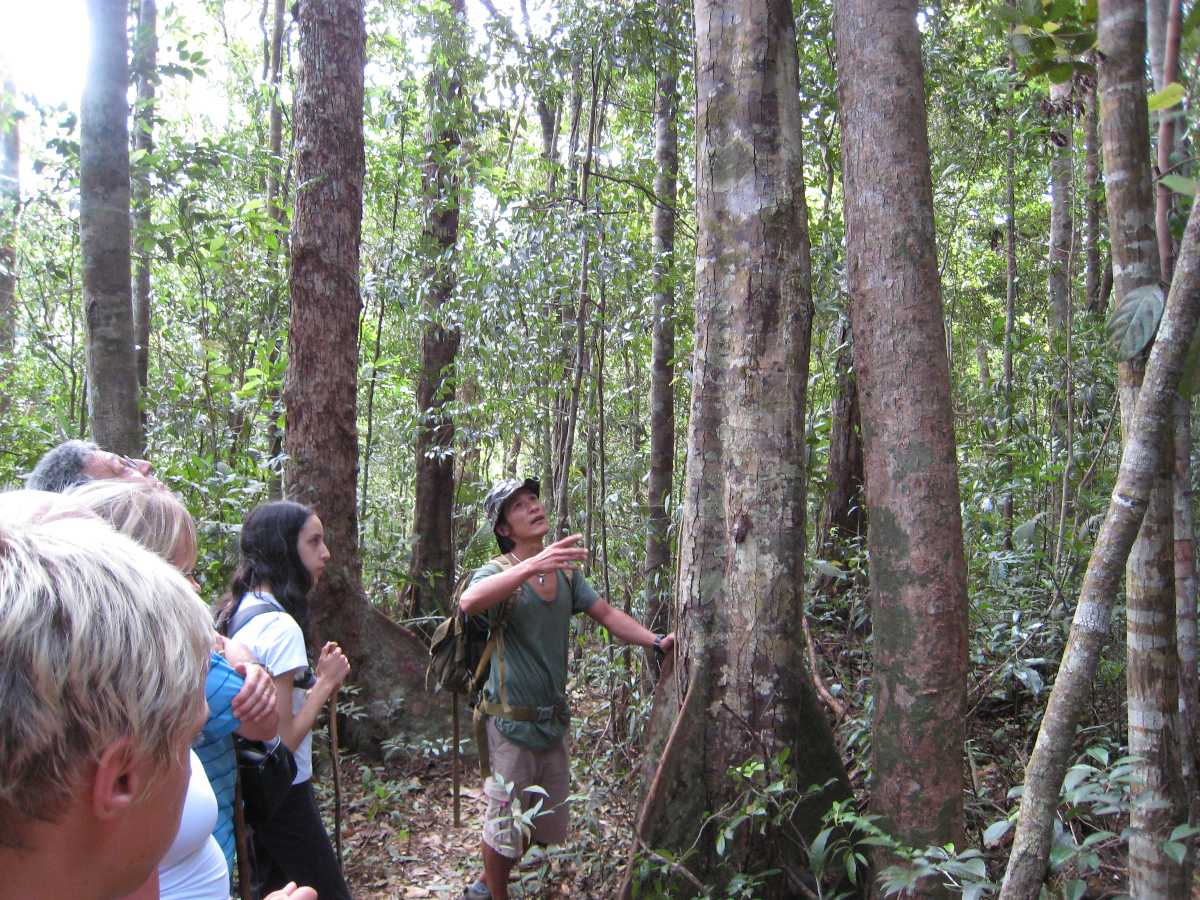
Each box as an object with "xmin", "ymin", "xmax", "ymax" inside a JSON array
[{"xmin": 218, "ymin": 501, "xmax": 351, "ymax": 900}]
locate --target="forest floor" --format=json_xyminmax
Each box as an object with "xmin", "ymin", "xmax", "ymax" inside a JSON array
[
  {"xmin": 309, "ymin": 614, "xmax": 1146, "ymax": 899},
  {"xmin": 314, "ymin": 650, "xmax": 646, "ymax": 899}
]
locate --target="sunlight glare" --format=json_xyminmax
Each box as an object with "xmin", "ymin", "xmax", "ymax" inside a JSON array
[{"xmin": 1, "ymin": 0, "xmax": 90, "ymax": 106}]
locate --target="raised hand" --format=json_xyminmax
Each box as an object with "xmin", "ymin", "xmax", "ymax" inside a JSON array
[
  {"xmin": 530, "ymin": 533, "xmax": 589, "ymax": 578},
  {"xmin": 315, "ymin": 641, "xmax": 351, "ymax": 689}
]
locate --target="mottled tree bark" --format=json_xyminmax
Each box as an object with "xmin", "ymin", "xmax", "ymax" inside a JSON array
[
  {"xmin": 1097, "ymin": 1, "xmax": 1188, "ymax": 893},
  {"xmin": 643, "ymin": 0, "xmax": 679, "ymax": 677},
  {"xmin": 835, "ymin": 0, "xmax": 969, "ymax": 882},
  {"xmin": 622, "ymin": 3, "xmax": 849, "ymax": 895},
  {"xmin": 408, "ymin": 0, "xmax": 466, "ymax": 619},
  {"xmin": 285, "ymin": 0, "xmax": 441, "ymax": 752},
  {"xmin": 131, "ymin": 0, "xmax": 156, "ymax": 392},
  {"xmin": 0, "ymin": 78, "xmax": 17, "ymax": 363},
  {"xmin": 82, "ymin": 0, "xmax": 142, "ymax": 456},
  {"xmin": 1175, "ymin": 394, "xmax": 1200, "ymax": 830},
  {"xmin": 1000, "ymin": 193, "xmax": 1200, "ymax": 900}
]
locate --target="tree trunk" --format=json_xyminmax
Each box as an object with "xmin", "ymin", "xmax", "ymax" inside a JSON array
[
  {"xmin": 131, "ymin": 0, "xmax": 156, "ymax": 392},
  {"xmin": 552, "ymin": 65, "xmax": 604, "ymax": 538},
  {"xmin": 82, "ymin": 0, "xmax": 142, "ymax": 457},
  {"xmin": 643, "ymin": 0, "xmax": 679, "ymax": 677},
  {"xmin": 263, "ymin": 0, "xmax": 289, "ymax": 500},
  {"xmin": 622, "ymin": 2, "xmax": 849, "ymax": 895},
  {"xmin": 1174, "ymin": 393, "xmax": 1200, "ymax": 831},
  {"xmin": 1003, "ymin": 53, "xmax": 1018, "ymax": 548},
  {"xmin": 999, "ymin": 191, "xmax": 1200, "ymax": 900},
  {"xmin": 1047, "ymin": 80, "xmax": 1073, "ymax": 450},
  {"xmin": 1084, "ymin": 72, "xmax": 1103, "ymax": 314},
  {"xmin": 814, "ymin": 316, "xmax": 864, "ymax": 593},
  {"xmin": 285, "ymin": 0, "xmax": 441, "ymax": 753},
  {"xmin": 1096, "ymin": 0, "xmax": 1188, "ymax": 892},
  {"xmin": 0, "ymin": 77, "xmax": 17, "ymax": 363},
  {"xmin": 835, "ymin": 0, "xmax": 969, "ymax": 881},
  {"xmin": 408, "ymin": 0, "xmax": 466, "ymax": 619}
]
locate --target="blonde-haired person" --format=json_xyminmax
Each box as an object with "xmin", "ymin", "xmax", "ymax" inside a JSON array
[
  {"xmin": 0, "ymin": 512, "xmax": 212, "ymax": 900},
  {"xmin": 67, "ymin": 480, "xmax": 282, "ymax": 899}
]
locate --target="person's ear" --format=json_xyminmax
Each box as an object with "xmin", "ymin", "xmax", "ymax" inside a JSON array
[
  {"xmin": 496, "ymin": 519, "xmax": 511, "ymax": 539},
  {"xmin": 91, "ymin": 738, "xmax": 145, "ymax": 821}
]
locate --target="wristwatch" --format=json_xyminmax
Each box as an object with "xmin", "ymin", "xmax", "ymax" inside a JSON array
[{"xmin": 653, "ymin": 634, "xmax": 665, "ymax": 653}]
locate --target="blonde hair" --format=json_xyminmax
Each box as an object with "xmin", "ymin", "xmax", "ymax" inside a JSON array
[
  {"xmin": 0, "ymin": 516, "xmax": 211, "ymax": 842},
  {"xmin": 67, "ymin": 479, "xmax": 197, "ymax": 568}
]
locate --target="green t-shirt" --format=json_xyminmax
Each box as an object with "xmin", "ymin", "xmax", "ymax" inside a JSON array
[{"xmin": 470, "ymin": 562, "xmax": 599, "ymax": 749}]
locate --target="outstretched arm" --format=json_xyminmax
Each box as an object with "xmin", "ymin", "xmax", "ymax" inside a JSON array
[{"xmin": 584, "ymin": 599, "xmax": 675, "ymax": 653}]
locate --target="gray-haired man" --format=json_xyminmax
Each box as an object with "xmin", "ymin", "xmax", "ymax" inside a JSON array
[{"xmin": 27, "ymin": 439, "xmax": 156, "ymax": 492}]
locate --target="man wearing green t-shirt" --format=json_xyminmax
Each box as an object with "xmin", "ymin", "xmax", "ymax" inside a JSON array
[{"xmin": 459, "ymin": 477, "xmax": 675, "ymax": 900}]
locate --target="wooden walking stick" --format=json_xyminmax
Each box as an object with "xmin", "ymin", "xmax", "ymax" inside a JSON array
[
  {"xmin": 452, "ymin": 690, "xmax": 461, "ymax": 827},
  {"xmin": 233, "ymin": 774, "xmax": 254, "ymax": 900},
  {"xmin": 329, "ymin": 694, "xmax": 343, "ymax": 870}
]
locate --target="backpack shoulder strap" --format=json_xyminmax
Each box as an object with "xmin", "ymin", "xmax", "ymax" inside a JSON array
[{"xmin": 225, "ymin": 595, "xmax": 280, "ymax": 638}]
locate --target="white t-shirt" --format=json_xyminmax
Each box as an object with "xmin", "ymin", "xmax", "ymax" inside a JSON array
[
  {"xmin": 158, "ymin": 750, "xmax": 231, "ymax": 900},
  {"xmin": 232, "ymin": 592, "xmax": 313, "ymax": 783}
]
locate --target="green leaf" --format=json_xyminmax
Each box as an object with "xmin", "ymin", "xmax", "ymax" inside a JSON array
[
  {"xmin": 812, "ymin": 559, "xmax": 847, "ymax": 581},
  {"xmin": 1048, "ymin": 62, "xmax": 1074, "ymax": 83},
  {"xmin": 1160, "ymin": 174, "xmax": 1198, "ymax": 196},
  {"xmin": 1063, "ymin": 880, "xmax": 1087, "ymax": 900},
  {"xmin": 1148, "ymin": 82, "xmax": 1186, "ymax": 111},
  {"xmin": 1185, "ymin": 0, "xmax": 1200, "ymax": 36},
  {"xmin": 983, "ymin": 818, "xmax": 1013, "ymax": 847},
  {"xmin": 1107, "ymin": 283, "xmax": 1165, "ymax": 359},
  {"xmin": 1163, "ymin": 841, "xmax": 1186, "ymax": 865},
  {"xmin": 1170, "ymin": 823, "xmax": 1200, "ymax": 840}
]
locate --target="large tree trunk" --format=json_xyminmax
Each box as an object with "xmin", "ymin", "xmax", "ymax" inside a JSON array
[
  {"xmin": 285, "ymin": 0, "xmax": 441, "ymax": 753},
  {"xmin": 999, "ymin": 191, "xmax": 1200, "ymax": 900},
  {"xmin": 408, "ymin": 0, "xmax": 466, "ymax": 620},
  {"xmin": 1097, "ymin": 0, "xmax": 1188, "ymax": 893},
  {"xmin": 643, "ymin": 0, "xmax": 679, "ymax": 677},
  {"xmin": 0, "ymin": 77, "xmax": 17, "ymax": 364},
  {"xmin": 82, "ymin": 0, "xmax": 142, "ymax": 457},
  {"xmin": 131, "ymin": 0, "xmax": 156, "ymax": 392},
  {"xmin": 622, "ymin": 2, "xmax": 849, "ymax": 895},
  {"xmin": 835, "ymin": 0, "xmax": 970, "ymax": 884}
]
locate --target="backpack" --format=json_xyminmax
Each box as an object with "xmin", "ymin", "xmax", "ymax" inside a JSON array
[
  {"xmin": 427, "ymin": 554, "xmax": 553, "ymax": 812},
  {"xmin": 425, "ymin": 556, "xmax": 521, "ymax": 697}
]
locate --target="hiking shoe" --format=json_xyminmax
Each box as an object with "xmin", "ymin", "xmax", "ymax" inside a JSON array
[{"xmin": 464, "ymin": 878, "xmax": 491, "ymax": 899}]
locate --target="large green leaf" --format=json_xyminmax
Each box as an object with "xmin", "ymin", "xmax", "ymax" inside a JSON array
[
  {"xmin": 1159, "ymin": 174, "xmax": 1198, "ymax": 196},
  {"xmin": 1148, "ymin": 82, "xmax": 1186, "ymax": 111},
  {"xmin": 1107, "ymin": 284, "xmax": 1165, "ymax": 359}
]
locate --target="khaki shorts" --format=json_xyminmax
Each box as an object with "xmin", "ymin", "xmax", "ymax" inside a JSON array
[{"xmin": 482, "ymin": 717, "xmax": 571, "ymax": 859}]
